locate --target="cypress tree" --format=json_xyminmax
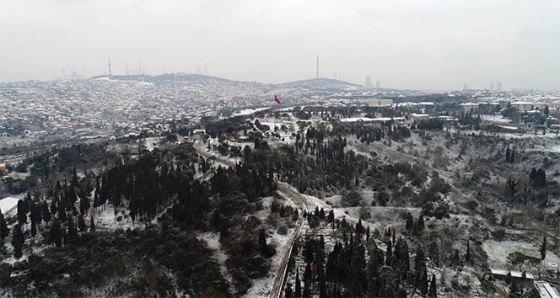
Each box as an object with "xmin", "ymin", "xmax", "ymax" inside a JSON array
[
  {"xmin": 31, "ymin": 221, "xmax": 37, "ymax": 238},
  {"xmin": 302, "ymin": 280, "xmax": 310, "ymax": 298},
  {"xmin": 466, "ymin": 240, "xmax": 471, "ymax": 262},
  {"xmin": 295, "ymin": 269, "xmax": 301, "ymax": 296},
  {"xmin": 420, "ymin": 266, "xmax": 429, "ymax": 296},
  {"xmin": 50, "ymin": 219, "xmax": 62, "ymax": 247},
  {"xmin": 12, "ymin": 224, "xmax": 24, "ymax": 259},
  {"xmin": 0, "ymin": 212, "xmax": 9, "ymax": 240},
  {"xmin": 258, "ymin": 228, "xmax": 267, "ymax": 255},
  {"xmin": 429, "ymin": 273, "xmax": 437, "ymax": 297},
  {"xmin": 540, "ymin": 234, "xmax": 547, "ymax": 260},
  {"xmin": 90, "ymin": 216, "xmax": 96, "ymax": 232},
  {"xmin": 429, "ymin": 240, "xmax": 440, "ymax": 267},
  {"xmin": 17, "ymin": 199, "xmax": 27, "ymax": 224},
  {"xmin": 67, "ymin": 216, "xmax": 78, "ymax": 244},
  {"xmin": 304, "ymin": 263, "xmax": 312, "ymax": 283},
  {"xmin": 41, "ymin": 201, "xmax": 51, "ymax": 224},
  {"xmin": 417, "ymin": 214, "xmax": 425, "ymax": 233},
  {"xmin": 78, "ymin": 215, "xmax": 87, "ymax": 233}
]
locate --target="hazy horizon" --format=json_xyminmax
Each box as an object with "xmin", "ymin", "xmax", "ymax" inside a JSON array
[{"xmin": 1, "ymin": 0, "xmax": 559, "ymax": 91}]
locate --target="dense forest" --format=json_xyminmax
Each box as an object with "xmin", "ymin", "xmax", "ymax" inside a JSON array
[
  {"xmin": 1, "ymin": 107, "xmax": 558, "ymax": 297},
  {"xmin": 0, "ymin": 141, "xmax": 284, "ymax": 296}
]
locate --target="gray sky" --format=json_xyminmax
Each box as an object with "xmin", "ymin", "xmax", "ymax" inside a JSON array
[{"xmin": 1, "ymin": 0, "xmax": 559, "ymax": 90}]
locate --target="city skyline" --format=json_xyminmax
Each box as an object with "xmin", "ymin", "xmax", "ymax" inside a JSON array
[{"xmin": 1, "ymin": 0, "xmax": 558, "ymax": 91}]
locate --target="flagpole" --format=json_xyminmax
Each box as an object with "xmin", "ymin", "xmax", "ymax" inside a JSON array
[{"xmin": 273, "ymin": 95, "xmax": 281, "ymax": 136}]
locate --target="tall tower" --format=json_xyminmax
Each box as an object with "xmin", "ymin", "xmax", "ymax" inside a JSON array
[
  {"xmin": 489, "ymin": 81, "xmax": 494, "ymax": 91},
  {"xmin": 316, "ymin": 56, "xmax": 319, "ymax": 79},
  {"xmin": 108, "ymin": 56, "xmax": 112, "ymax": 77},
  {"xmin": 497, "ymin": 81, "xmax": 502, "ymax": 92}
]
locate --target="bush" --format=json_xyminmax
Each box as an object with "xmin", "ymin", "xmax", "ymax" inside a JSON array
[
  {"xmin": 342, "ymin": 190, "xmax": 362, "ymax": 207},
  {"xmin": 278, "ymin": 225, "xmax": 288, "ymax": 235}
]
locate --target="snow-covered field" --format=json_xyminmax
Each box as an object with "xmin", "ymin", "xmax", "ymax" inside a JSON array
[
  {"xmin": 232, "ymin": 107, "xmax": 269, "ymax": 116},
  {"xmin": 483, "ymin": 240, "xmax": 560, "ymax": 273}
]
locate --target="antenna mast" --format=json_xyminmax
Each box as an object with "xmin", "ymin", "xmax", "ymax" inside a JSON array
[
  {"xmin": 316, "ymin": 56, "xmax": 319, "ymax": 79},
  {"xmin": 108, "ymin": 55, "xmax": 112, "ymax": 77}
]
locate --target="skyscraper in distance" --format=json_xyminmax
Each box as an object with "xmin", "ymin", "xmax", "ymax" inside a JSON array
[
  {"xmin": 497, "ymin": 81, "xmax": 502, "ymax": 92},
  {"xmin": 365, "ymin": 76, "xmax": 373, "ymax": 88}
]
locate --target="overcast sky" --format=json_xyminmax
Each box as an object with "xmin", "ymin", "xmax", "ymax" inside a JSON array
[{"xmin": 1, "ymin": 0, "xmax": 559, "ymax": 90}]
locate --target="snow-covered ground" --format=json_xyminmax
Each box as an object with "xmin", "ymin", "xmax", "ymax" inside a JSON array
[
  {"xmin": 93, "ymin": 205, "xmax": 136, "ymax": 231},
  {"xmin": 483, "ymin": 240, "xmax": 560, "ymax": 274},
  {"xmin": 232, "ymin": 107, "xmax": 269, "ymax": 116},
  {"xmin": 243, "ymin": 195, "xmax": 295, "ymax": 298},
  {"xmin": 198, "ymin": 232, "xmax": 234, "ymax": 294}
]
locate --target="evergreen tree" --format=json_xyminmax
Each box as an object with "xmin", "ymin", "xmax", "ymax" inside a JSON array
[
  {"xmin": 90, "ymin": 216, "xmax": 96, "ymax": 232},
  {"xmin": 211, "ymin": 209, "xmax": 222, "ymax": 232},
  {"xmin": 285, "ymin": 283, "xmax": 293, "ymax": 298},
  {"xmin": 78, "ymin": 215, "xmax": 87, "ymax": 233},
  {"xmin": 415, "ymin": 214, "xmax": 425, "ymax": 235},
  {"xmin": 12, "ymin": 224, "xmax": 24, "ymax": 259},
  {"xmin": 58, "ymin": 200, "xmax": 67, "ymax": 222},
  {"xmin": 258, "ymin": 228, "xmax": 270, "ymax": 256},
  {"xmin": 466, "ymin": 240, "xmax": 471, "ymax": 262},
  {"xmin": 303, "ymin": 263, "xmax": 312, "ymax": 283},
  {"xmin": 0, "ymin": 212, "xmax": 9, "ymax": 241},
  {"xmin": 415, "ymin": 247, "xmax": 427, "ymax": 287},
  {"xmin": 506, "ymin": 178, "xmax": 518, "ymax": 198},
  {"xmin": 29, "ymin": 200, "xmax": 41, "ymax": 228},
  {"xmin": 405, "ymin": 213, "xmax": 414, "ymax": 232},
  {"xmin": 509, "ymin": 281, "xmax": 521, "ymax": 298},
  {"xmin": 378, "ymin": 266, "xmax": 396, "ymax": 297},
  {"xmin": 505, "ymin": 146, "xmax": 511, "ymax": 162},
  {"xmin": 428, "ymin": 240, "xmax": 440, "ymax": 267},
  {"xmin": 429, "ymin": 273, "xmax": 437, "ymax": 297},
  {"xmin": 420, "ymin": 266, "xmax": 429, "ymax": 296},
  {"xmin": 295, "ymin": 269, "xmax": 301, "ymax": 297},
  {"xmin": 540, "ymin": 234, "xmax": 547, "ymax": 260},
  {"xmin": 79, "ymin": 192, "xmax": 91, "ymax": 216},
  {"xmin": 31, "ymin": 221, "xmax": 37, "ymax": 238},
  {"xmin": 394, "ymin": 237, "xmax": 410, "ymax": 279},
  {"xmin": 67, "ymin": 216, "xmax": 78, "ymax": 244},
  {"xmin": 505, "ymin": 271, "xmax": 512, "ymax": 284},
  {"xmin": 50, "ymin": 219, "xmax": 62, "ymax": 247},
  {"xmin": 16, "ymin": 199, "xmax": 27, "ymax": 224},
  {"xmin": 327, "ymin": 210, "xmax": 335, "ymax": 223},
  {"xmin": 536, "ymin": 169, "xmax": 546, "ymax": 188},
  {"xmin": 41, "ymin": 201, "xmax": 51, "ymax": 224},
  {"xmin": 451, "ymin": 249, "xmax": 461, "ymax": 267},
  {"xmin": 356, "ymin": 219, "xmax": 364, "ymax": 238},
  {"xmin": 302, "ymin": 280, "xmax": 310, "ymax": 298}
]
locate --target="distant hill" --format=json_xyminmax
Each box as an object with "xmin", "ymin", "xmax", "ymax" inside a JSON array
[
  {"xmin": 92, "ymin": 73, "xmax": 236, "ymax": 84},
  {"xmin": 281, "ymin": 78, "xmax": 361, "ymax": 89},
  {"xmin": 92, "ymin": 74, "xmax": 360, "ymax": 89}
]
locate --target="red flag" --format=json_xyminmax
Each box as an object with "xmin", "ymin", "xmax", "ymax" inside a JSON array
[{"xmin": 274, "ymin": 95, "xmax": 281, "ymax": 104}]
